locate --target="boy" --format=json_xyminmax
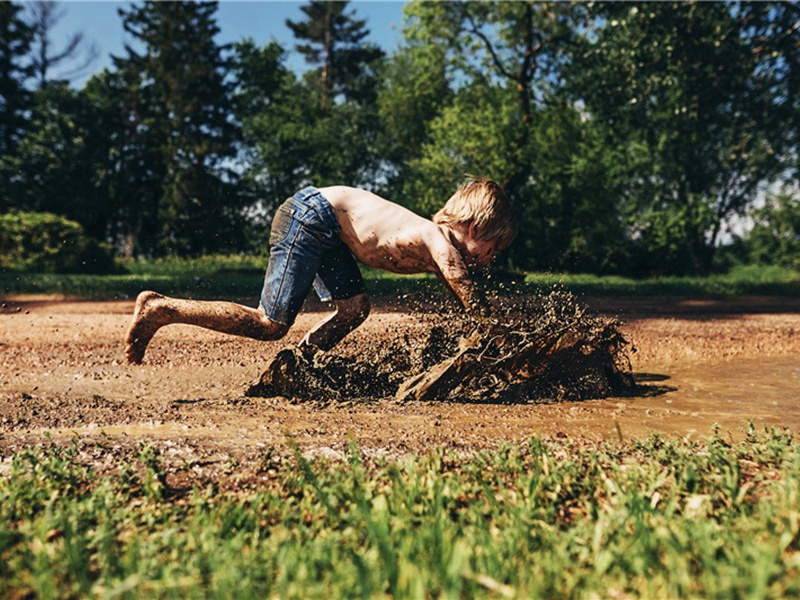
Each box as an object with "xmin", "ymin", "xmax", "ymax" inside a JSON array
[{"xmin": 125, "ymin": 176, "xmax": 516, "ymax": 364}]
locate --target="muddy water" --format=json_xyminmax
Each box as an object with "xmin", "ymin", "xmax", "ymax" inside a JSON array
[
  {"xmin": 616, "ymin": 355, "xmax": 800, "ymax": 437},
  {"xmin": 8, "ymin": 356, "xmax": 797, "ymax": 450},
  {"xmin": 0, "ymin": 298, "xmax": 798, "ymax": 457}
]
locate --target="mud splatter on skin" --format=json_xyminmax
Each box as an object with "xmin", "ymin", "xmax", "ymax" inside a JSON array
[{"xmin": 246, "ymin": 287, "xmax": 635, "ymax": 404}]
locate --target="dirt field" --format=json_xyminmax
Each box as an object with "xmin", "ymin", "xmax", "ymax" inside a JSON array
[{"xmin": 1, "ymin": 294, "xmax": 798, "ymax": 487}]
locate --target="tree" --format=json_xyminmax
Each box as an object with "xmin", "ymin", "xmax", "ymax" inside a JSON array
[
  {"xmin": 573, "ymin": 2, "xmax": 787, "ymax": 275},
  {"xmin": 231, "ymin": 39, "xmax": 293, "ymax": 241},
  {"xmin": 6, "ymin": 83, "xmax": 101, "ymax": 231},
  {"xmin": 238, "ymin": 1, "xmax": 385, "ymax": 212},
  {"xmin": 287, "ymin": 0, "xmax": 384, "ymax": 108},
  {"xmin": 0, "ymin": 1, "xmax": 33, "ymax": 209},
  {"xmin": 242, "ymin": 68, "xmax": 382, "ymax": 200},
  {"xmin": 375, "ymin": 42, "xmax": 452, "ymax": 197},
  {"xmin": 743, "ymin": 191, "xmax": 800, "ymax": 269},
  {"xmin": 398, "ymin": 2, "xmax": 596, "ymax": 270},
  {"xmin": 113, "ymin": 1, "xmax": 242, "ymax": 256},
  {"xmin": 404, "ymin": 2, "xmax": 583, "ymax": 194},
  {"xmin": 738, "ymin": 2, "xmax": 800, "ymax": 179},
  {"xmin": 26, "ymin": 1, "xmax": 98, "ymax": 87},
  {"xmin": 81, "ymin": 67, "xmax": 166, "ymax": 257}
]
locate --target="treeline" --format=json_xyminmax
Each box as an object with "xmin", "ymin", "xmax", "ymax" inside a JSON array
[{"xmin": 0, "ymin": 1, "xmax": 798, "ymax": 275}]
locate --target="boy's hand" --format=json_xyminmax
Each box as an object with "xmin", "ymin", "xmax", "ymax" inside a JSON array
[{"xmin": 468, "ymin": 292, "xmax": 499, "ymax": 320}]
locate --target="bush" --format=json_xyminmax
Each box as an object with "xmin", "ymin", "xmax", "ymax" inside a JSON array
[
  {"xmin": 0, "ymin": 212, "xmax": 118, "ymax": 274},
  {"xmin": 742, "ymin": 193, "xmax": 800, "ymax": 270}
]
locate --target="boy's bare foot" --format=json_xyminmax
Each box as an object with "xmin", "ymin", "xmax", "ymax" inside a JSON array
[{"xmin": 125, "ymin": 291, "xmax": 166, "ymax": 364}]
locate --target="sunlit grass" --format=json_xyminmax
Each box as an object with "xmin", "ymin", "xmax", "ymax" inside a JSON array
[
  {"xmin": 1, "ymin": 426, "xmax": 799, "ymax": 598},
  {"xmin": 0, "ymin": 256, "xmax": 797, "ymax": 299},
  {"xmin": 523, "ymin": 265, "xmax": 800, "ymax": 296}
]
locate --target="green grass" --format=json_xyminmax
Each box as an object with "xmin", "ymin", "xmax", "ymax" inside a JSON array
[
  {"xmin": 2, "ymin": 426, "xmax": 800, "ymax": 598},
  {"xmin": 524, "ymin": 265, "xmax": 800, "ymax": 297},
  {"xmin": 1, "ymin": 255, "xmax": 798, "ymax": 300}
]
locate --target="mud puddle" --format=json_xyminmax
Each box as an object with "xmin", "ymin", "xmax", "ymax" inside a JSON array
[
  {"xmin": 629, "ymin": 355, "xmax": 800, "ymax": 431},
  {"xmin": 1, "ymin": 296, "xmax": 798, "ymax": 465},
  {"xmin": 540, "ymin": 354, "xmax": 798, "ymax": 443},
  {"xmin": 246, "ymin": 288, "xmax": 635, "ymax": 404},
  {"xmin": 25, "ymin": 355, "xmax": 798, "ymax": 451}
]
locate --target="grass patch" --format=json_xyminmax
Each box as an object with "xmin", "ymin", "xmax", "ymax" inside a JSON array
[
  {"xmin": 1, "ymin": 426, "xmax": 800, "ymax": 598},
  {"xmin": 522, "ymin": 265, "xmax": 800, "ymax": 297},
  {"xmin": 1, "ymin": 257, "xmax": 798, "ymax": 300}
]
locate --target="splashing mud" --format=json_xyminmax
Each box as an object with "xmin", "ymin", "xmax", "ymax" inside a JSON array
[{"xmin": 245, "ymin": 287, "xmax": 635, "ymax": 404}]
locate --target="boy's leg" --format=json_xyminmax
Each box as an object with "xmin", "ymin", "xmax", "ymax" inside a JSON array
[
  {"xmin": 300, "ymin": 292, "xmax": 370, "ymax": 355},
  {"xmin": 125, "ymin": 290, "xmax": 289, "ymax": 364},
  {"xmin": 301, "ymin": 240, "xmax": 370, "ymax": 356}
]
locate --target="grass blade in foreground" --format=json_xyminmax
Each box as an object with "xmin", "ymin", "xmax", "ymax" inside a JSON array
[{"xmin": 1, "ymin": 426, "xmax": 799, "ymax": 598}]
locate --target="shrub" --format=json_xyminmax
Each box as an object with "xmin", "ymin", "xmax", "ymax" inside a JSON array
[
  {"xmin": 743, "ymin": 193, "xmax": 800, "ymax": 270},
  {"xmin": 0, "ymin": 212, "xmax": 118, "ymax": 274}
]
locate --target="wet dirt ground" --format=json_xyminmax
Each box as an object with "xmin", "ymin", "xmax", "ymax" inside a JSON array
[{"xmin": 1, "ymin": 294, "xmax": 798, "ymax": 486}]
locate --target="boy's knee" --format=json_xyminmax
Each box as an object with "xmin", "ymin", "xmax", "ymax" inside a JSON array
[
  {"xmin": 258, "ymin": 313, "xmax": 291, "ymax": 341},
  {"xmin": 338, "ymin": 293, "xmax": 370, "ymax": 326}
]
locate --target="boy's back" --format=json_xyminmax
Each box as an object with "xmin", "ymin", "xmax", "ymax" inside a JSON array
[{"xmin": 320, "ymin": 185, "xmax": 456, "ymax": 275}]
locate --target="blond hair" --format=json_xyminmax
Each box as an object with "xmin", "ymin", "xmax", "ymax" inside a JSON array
[{"xmin": 433, "ymin": 176, "xmax": 517, "ymax": 250}]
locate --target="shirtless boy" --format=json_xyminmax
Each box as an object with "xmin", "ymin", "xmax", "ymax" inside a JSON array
[{"xmin": 125, "ymin": 176, "xmax": 516, "ymax": 364}]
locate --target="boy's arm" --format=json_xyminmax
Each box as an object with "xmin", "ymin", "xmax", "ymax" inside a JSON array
[
  {"xmin": 428, "ymin": 239, "xmax": 492, "ymax": 317},
  {"xmin": 434, "ymin": 271, "xmax": 492, "ymax": 316}
]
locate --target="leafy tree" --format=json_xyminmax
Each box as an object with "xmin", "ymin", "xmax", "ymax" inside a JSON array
[
  {"xmin": 404, "ymin": 2, "xmax": 583, "ymax": 193},
  {"xmin": 81, "ymin": 67, "xmax": 166, "ymax": 258},
  {"xmin": 398, "ymin": 2, "xmax": 597, "ymax": 269},
  {"xmin": 232, "ymin": 39, "xmax": 288, "ymax": 125},
  {"xmin": 243, "ymin": 69, "xmax": 381, "ymax": 197},
  {"xmin": 738, "ymin": 2, "xmax": 800, "ymax": 179},
  {"xmin": 287, "ymin": 0, "xmax": 384, "ymax": 108},
  {"xmin": 375, "ymin": 42, "xmax": 452, "ymax": 197},
  {"xmin": 6, "ymin": 83, "xmax": 103, "ymax": 231},
  {"xmin": 0, "ymin": 1, "xmax": 33, "ymax": 209},
  {"xmin": 231, "ymin": 39, "xmax": 292, "ymax": 244},
  {"xmin": 402, "ymin": 81, "xmax": 518, "ymax": 218},
  {"xmin": 114, "ymin": 1, "xmax": 242, "ymax": 257},
  {"xmin": 573, "ymin": 2, "xmax": 786, "ymax": 275},
  {"xmin": 743, "ymin": 192, "xmax": 800, "ymax": 269},
  {"xmin": 239, "ymin": 1, "xmax": 385, "ymax": 213}
]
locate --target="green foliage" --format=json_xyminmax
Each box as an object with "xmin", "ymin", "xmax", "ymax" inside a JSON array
[
  {"xmin": 0, "ymin": 1, "xmax": 798, "ymax": 275},
  {"xmin": 2, "ymin": 429, "xmax": 800, "ymax": 597},
  {"xmin": 0, "ymin": 1, "xmax": 34, "ymax": 209},
  {"xmin": 286, "ymin": 0, "xmax": 384, "ymax": 106},
  {"xmin": 0, "ymin": 212, "xmax": 117, "ymax": 274},
  {"xmin": 112, "ymin": 1, "xmax": 243, "ymax": 257},
  {"xmin": 400, "ymin": 2, "xmax": 587, "ymax": 271},
  {"xmin": 743, "ymin": 193, "xmax": 800, "ymax": 270},
  {"xmin": 5, "ymin": 82, "xmax": 113, "ymax": 242},
  {"xmin": 243, "ymin": 72, "xmax": 381, "ymax": 204},
  {"xmin": 572, "ymin": 2, "xmax": 790, "ymax": 275},
  {"xmin": 239, "ymin": 0, "xmax": 385, "ymax": 205},
  {"xmin": 403, "ymin": 82, "xmax": 517, "ymax": 217},
  {"xmin": 375, "ymin": 42, "xmax": 452, "ymax": 193}
]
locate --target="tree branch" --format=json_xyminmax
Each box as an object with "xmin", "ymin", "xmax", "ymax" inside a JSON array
[{"xmin": 460, "ymin": 5, "xmax": 517, "ymax": 82}]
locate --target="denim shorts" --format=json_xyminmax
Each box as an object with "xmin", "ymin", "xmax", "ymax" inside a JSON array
[{"xmin": 260, "ymin": 187, "xmax": 366, "ymax": 326}]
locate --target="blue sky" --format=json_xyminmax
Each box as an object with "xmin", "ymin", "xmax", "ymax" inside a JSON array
[{"xmin": 50, "ymin": 1, "xmax": 408, "ymax": 86}]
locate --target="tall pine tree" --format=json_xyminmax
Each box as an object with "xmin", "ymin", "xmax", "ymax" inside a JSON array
[
  {"xmin": 0, "ymin": 1, "xmax": 33, "ymax": 210},
  {"xmin": 27, "ymin": 1, "xmax": 98, "ymax": 87},
  {"xmin": 113, "ymin": 1, "xmax": 240, "ymax": 256},
  {"xmin": 287, "ymin": 0, "xmax": 383, "ymax": 107}
]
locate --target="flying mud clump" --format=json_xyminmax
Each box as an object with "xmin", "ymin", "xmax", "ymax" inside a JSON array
[{"xmin": 245, "ymin": 287, "xmax": 635, "ymax": 404}]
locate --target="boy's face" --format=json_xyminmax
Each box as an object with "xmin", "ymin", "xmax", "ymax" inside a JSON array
[{"xmin": 461, "ymin": 234, "xmax": 500, "ymax": 268}]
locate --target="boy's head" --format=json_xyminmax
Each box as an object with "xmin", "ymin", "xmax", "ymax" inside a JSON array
[{"xmin": 433, "ymin": 176, "xmax": 517, "ymax": 252}]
